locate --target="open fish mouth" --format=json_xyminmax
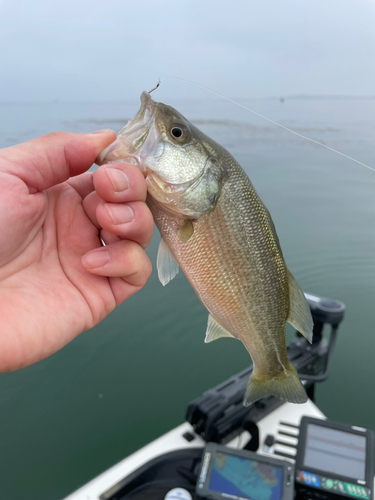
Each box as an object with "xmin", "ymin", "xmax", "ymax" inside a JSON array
[{"xmin": 96, "ymin": 91, "xmax": 158, "ymax": 169}]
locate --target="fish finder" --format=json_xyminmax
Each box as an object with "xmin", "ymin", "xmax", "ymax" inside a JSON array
[
  {"xmin": 196, "ymin": 443, "xmax": 294, "ymax": 500},
  {"xmin": 295, "ymin": 416, "xmax": 374, "ymax": 500}
]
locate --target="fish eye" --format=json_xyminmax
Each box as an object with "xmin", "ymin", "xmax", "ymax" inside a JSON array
[{"xmin": 171, "ymin": 127, "xmax": 183, "ymax": 138}]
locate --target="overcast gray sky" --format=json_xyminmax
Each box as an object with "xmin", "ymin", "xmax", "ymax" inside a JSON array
[{"xmin": 0, "ymin": 0, "xmax": 374, "ymax": 102}]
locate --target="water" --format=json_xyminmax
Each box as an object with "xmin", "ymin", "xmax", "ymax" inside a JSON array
[{"xmin": 0, "ymin": 96, "xmax": 375, "ymax": 499}]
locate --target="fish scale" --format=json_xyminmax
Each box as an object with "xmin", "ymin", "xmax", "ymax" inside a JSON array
[{"xmin": 97, "ymin": 91, "xmax": 314, "ymax": 405}]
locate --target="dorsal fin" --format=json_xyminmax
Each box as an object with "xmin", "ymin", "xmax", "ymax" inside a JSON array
[
  {"xmin": 204, "ymin": 314, "xmax": 234, "ymax": 343},
  {"xmin": 157, "ymin": 238, "xmax": 179, "ymax": 286},
  {"xmin": 287, "ymin": 270, "xmax": 313, "ymax": 343}
]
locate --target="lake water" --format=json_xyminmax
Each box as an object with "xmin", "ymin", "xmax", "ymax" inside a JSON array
[{"xmin": 0, "ymin": 96, "xmax": 374, "ymax": 499}]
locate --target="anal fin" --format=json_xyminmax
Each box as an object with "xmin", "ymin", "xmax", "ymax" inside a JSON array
[
  {"xmin": 287, "ymin": 270, "xmax": 313, "ymax": 343},
  {"xmin": 205, "ymin": 314, "xmax": 234, "ymax": 343},
  {"xmin": 157, "ymin": 238, "xmax": 179, "ymax": 286}
]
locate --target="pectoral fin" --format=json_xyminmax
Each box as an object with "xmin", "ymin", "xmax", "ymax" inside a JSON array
[
  {"xmin": 205, "ymin": 314, "xmax": 234, "ymax": 343},
  {"xmin": 287, "ymin": 270, "xmax": 313, "ymax": 343},
  {"xmin": 157, "ymin": 238, "xmax": 179, "ymax": 286},
  {"xmin": 179, "ymin": 220, "xmax": 194, "ymax": 242}
]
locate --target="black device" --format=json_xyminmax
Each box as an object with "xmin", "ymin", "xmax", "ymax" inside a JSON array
[
  {"xmin": 196, "ymin": 443, "xmax": 294, "ymax": 500},
  {"xmin": 186, "ymin": 294, "xmax": 346, "ymax": 445},
  {"xmin": 295, "ymin": 416, "xmax": 374, "ymax": 500}
]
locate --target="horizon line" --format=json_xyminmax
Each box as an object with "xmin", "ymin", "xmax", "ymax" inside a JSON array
[{"xmin": 1, "ymin": 94, "xmax": 375, "ymax": 105}]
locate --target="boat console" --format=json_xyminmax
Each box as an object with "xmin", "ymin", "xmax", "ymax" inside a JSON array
[
  {"xmin": 97, "ymin": 416, "xmax": 373, "ymax": 500},
  {"xmin": 63, "ymin": 295, "xmax": 374, "ymax": 500},
  {"xmin": 192, "ymin": 418, "xmax": 374, "ymax": 500}
]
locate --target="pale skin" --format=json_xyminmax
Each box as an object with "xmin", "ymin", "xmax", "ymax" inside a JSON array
[{"xmin": 0, "ymin": 130, "xmax": 154, "ymax": 372}]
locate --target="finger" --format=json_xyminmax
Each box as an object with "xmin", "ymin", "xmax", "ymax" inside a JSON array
[
  {"xmin": 81, "ymin": 239, "xmax": 152, "ymax": 287},
  {"xmin": 0, "ymin": 130, "xmax": 116, "ymax": 192},
  {"xmin": 93, "ymin": 163, "xmax": 147, "ymax": 203},
  {"xmin": 66, "ymin": 172, "xmax": 94, "ymax": 199},
  {"xmin": 96, "ymin": 201, "xmax": 154, "ymax": 249},
  {"xmin": 83, "ymin": 193, "xmax": 154, "ymax": 249},
  {"xmin": 82, "ymin": 191, "xmax": 102, "ymax": 228}
]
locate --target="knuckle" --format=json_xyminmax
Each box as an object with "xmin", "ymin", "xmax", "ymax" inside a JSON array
[
  {"xmin": 127, "ymin": 243, "xmax": 152, "ymax": 285},
  {"xmin": 139, "ymin": 203, "xmax": 154, "ymax": 228},
  {"xmin": 137, "ymin": 255, "xmax": 152, "ymax": 285},
  {"xmin": 124, "ymin": 165, "xmax": 147, "ymax": 197},
  {"xmin": 135, "ymin": 201, "xmax": 153, "ymax": 225},
  {"xmin": 130, "ymin": 205, "xmax": 153, "ymax": 247}
]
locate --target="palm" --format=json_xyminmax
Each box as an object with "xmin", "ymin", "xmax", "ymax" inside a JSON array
[
  {"xmin": 1, "ymin": 181, "xmax": 114, "ymax": 347},
  {"xmin": 0, "ymin": 132, "xmax": 153, "ymax": 371}
]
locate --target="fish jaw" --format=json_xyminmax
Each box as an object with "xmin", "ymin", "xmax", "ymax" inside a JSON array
[{"xmin": 96, "ymin": 91, "xmax": 159, "ymax": 170}]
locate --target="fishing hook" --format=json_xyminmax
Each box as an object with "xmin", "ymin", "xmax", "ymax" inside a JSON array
[{"xmin": 148, "ymin": 80, "xmax": 161, "ymax": 94}]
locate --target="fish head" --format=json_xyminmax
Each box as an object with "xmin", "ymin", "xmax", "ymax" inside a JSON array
[{"xmin": 97, "ymin": 92, "xmax": 226, "ymax": 219}]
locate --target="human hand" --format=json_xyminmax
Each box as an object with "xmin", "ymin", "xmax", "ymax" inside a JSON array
[{"xmin": 0, "ymin": 130, "xmax": 153, "ymax": 371}]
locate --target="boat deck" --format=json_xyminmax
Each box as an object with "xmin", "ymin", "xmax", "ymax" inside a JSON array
[{"xmin": 64, "ymin": 399, "xmax": 325, "ymax": 500}]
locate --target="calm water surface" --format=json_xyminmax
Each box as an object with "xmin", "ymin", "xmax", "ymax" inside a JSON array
[{"xmin": 0, "ymin": 96, "xmax": 374, "ymax": 499}]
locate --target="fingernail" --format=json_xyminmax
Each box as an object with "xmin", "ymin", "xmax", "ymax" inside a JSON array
[
  {"xmin": 105, "ymin": 167, "xmax": 129, "ymax": 192},
  {"xmin": 82, "ymin": 249, "xmax": 109, "ymax": 268},
  {"xmin": 106, "ymin": 204, "xmax": 134, "ymax": 225},
  {"xmin": 90, "ymin": 128, "xmax": 113, "ymax": 134}
]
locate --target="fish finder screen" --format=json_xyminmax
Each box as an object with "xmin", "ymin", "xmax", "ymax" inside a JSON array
[
  {"xmin": 208, "ymin": 452, "xmax": 283, "ymax": 500},
  {"xmin": 304, "ymin": 424, "xmax": 366, "ymax": 480}
]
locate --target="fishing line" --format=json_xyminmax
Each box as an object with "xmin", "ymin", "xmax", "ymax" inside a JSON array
[{"xmin": 158, "ymin": 77, "xmax": 375, "ymax": 175}]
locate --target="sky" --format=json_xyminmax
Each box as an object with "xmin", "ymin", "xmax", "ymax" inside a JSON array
[{"xmin": 0, "ymin": 0, "xmax": 374, "ymax": 102}]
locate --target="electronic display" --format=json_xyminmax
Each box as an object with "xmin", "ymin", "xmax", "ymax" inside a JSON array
[
  {"xmin": 208, "ymin": 451, "xmax": 283, "ymax": 500},
  {"xmin": 295, "ymin": 417, "xmax": 374, "ymax": 500},
  {"xmin": 303, "ymin": 424, "xmax": 366, "ymax": 480},
  {"xmin": 196, "ymin": 443, "xmax": 294, "ymax": 500}
]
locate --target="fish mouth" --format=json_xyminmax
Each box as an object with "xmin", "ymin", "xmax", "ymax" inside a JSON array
[{"xmin": 96, "ymin": 91, "xmax": 158, "ymax": 169}]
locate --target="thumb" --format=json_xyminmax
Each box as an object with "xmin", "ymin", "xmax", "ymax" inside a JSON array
[{"xmin": 0, "ymin": 130, "xmax": 116, "ymax": 192}]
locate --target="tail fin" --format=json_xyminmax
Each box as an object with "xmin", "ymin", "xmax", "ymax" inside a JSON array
[{"xmin": 243, "ymin": 363, "xmax": 307, "ymax": 406}]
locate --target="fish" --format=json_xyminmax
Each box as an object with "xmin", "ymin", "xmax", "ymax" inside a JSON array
[{"xmin": 97, "ymin": 91, "xmax": 313, "ymax": 406}]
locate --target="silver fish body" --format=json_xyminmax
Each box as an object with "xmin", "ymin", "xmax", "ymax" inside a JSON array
[{"xmin": 97, "ymin": 92, "xmax": 313, "ymax": 405}]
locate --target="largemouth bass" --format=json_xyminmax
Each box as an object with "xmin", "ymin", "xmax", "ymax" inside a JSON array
[{"xmin": 97, "ymin": 92, "xmax": 313, "ymax": 405}]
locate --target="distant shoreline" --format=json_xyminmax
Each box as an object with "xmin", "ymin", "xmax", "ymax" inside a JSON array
[
  {"xmin": 1, "ymin": 95, "xmax": 375, "ymax": 105},
  {"xmin": 282, "ymin": 94, "xmax": 375, "ymax": 101}
]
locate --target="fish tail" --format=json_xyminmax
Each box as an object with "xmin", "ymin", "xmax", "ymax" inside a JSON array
[{"xmin": 243, "ymin": 363, "xmax": 307, "ymax": 406}]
